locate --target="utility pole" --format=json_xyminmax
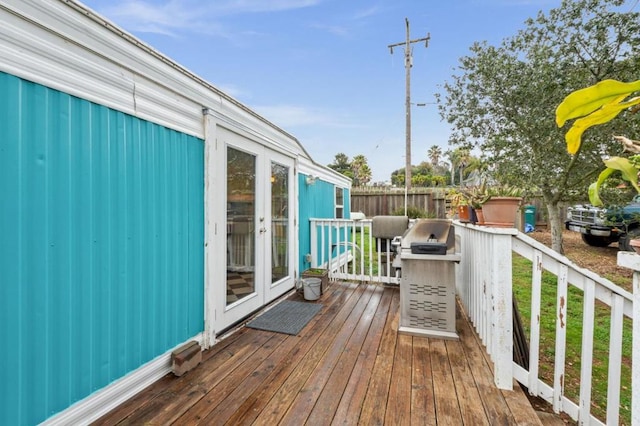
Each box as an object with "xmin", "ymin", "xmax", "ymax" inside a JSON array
[{"xmin": 388, "ymin": 18, "xmax": 430, "ymax": 191}]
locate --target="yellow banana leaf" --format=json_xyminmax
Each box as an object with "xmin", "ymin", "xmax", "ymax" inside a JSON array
[
  {"xmin": 604, "ymin": 156, "xmax": 640, "ymax": 193},
  {"xmin": 589, "ymin": 156, "xmax": 640, "ymax": 206},
  {"xmin": 565, "ymin": 95, "xmax": 640, "ymax": 154},
  {"xmin": 588, "ymin": 181, "xmax": 604, "ymax": 206},
  {"xmin": 556, "ymin": 79, "xmax": 640, "ymax": 127}
]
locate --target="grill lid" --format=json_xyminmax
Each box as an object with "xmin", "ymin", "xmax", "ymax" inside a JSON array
[
  {"xmin": 401, "ymin": 219, "xmax": 455, "ymax": 253},
  {"xmin": 371, "ymin": 215, "xmax": 409, "ymax": 239}
]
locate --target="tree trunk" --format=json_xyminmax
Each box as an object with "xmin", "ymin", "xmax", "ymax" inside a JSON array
[{"xmin": 543, "ymin": 195, "xmax": 564, "ymax": 254}]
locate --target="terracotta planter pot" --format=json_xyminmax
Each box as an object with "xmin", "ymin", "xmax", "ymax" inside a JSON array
[
  {"xmin": 457, "ymin": 205, "xmax": 472, "ymax": 222},
  {"xmin": 474, "ymin": 208, "xmax": 485, "ymax": 225},
  {"xmin": 482, "ymin": 197, "xmax": 522, "ymax": 228}
]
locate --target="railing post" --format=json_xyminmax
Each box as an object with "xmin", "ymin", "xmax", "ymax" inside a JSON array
[
  {"xmin": 634, "ymin": 269, "xmax": 639, "ymax": 426},
  {"xmin": 310, "ymin": 219, "xmax": 318, "ymax": 268},
  {"xmin": 491, "ymin": 232, "xmax": 513, "ymax": 390},
  {"xmin": 618, "ymin": 251, "xmax": 640, "ymax": 425},
  {"xmin": 453, "ymin": 223, "xmax": 516, "ymax": 390}
]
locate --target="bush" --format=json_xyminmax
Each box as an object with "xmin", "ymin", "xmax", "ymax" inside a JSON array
[{"xmin": 391, "ymin": 206, "xmax": 435, "ymax": 219}]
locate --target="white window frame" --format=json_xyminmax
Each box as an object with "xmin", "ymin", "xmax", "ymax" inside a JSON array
[{"xmin": 335, "ymin": 186, "xmax": 344, "ymax": 218}]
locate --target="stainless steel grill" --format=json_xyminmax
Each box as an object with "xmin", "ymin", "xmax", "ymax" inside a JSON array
[
  {"xmin": 399, "ymin": 219, "xmax": 460, "ymax": 340},
  {"xmin": 400, "ymin": 219, "xmax": 456, "ymax": 255}
]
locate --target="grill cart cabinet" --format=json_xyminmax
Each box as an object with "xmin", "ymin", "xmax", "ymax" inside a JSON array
[{"xmin": 399, "ymin": 219, "xmax": 461, "ymax": 340}]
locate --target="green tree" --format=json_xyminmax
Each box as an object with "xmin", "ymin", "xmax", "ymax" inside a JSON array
[
  {"xmin": 464, "ymin": 156, "xmax": 487, "ymax": 176},
  {"xmin": 432, "ymin": 175, "xmax": 447, "ymax": 187},
  {"xmin": 427, "ymin": 145, "xmax": 443, "ymax": 168},
  {"xmin": 328, "ymin": 153, "xmax": 374, "ymax": 186},
  {"xmin": 426, "ymin": 145, "xmax": 450, "ymax": 181},
  {"xmin": 328, "ymin": 153, "xmax": 350, "ymax": 173},
  {"xmin": 411, "ymin": 161, "xmax": 429, "ymax": 186},
  {"xmin": 438, "ymin": 0, "xmax": 640, "ymax": 253},
  {"xmin": 390, "ymin": 169, "xmax": 405, "ymax": 186},
  {"xmin": 351, "ymin": 154, "xmax": 372, "ymax": 187},
  {"xmin": 446, "ymin": 148, "xmax": 472, "ymax": 186}
]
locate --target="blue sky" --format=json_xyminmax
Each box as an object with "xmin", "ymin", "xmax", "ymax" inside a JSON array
[{"xmin": 80, "ymin": 0, "xmax": 560, "ymax": 182}]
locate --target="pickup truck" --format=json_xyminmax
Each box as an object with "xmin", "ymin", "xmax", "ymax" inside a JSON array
[{"xmin": 565, "ymin": 195, "xmax": 640, "ymax": 250}]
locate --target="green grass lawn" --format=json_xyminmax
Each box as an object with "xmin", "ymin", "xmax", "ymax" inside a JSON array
[
  {"xmin": 350, "ymin": 227, "xmax": 379, "ymax": 276},
  {"xmin": 512, "ymin": 255, "xmax": 632, "ymax": 424}
]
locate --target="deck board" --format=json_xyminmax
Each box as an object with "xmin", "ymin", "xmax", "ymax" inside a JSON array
[
  {"xmin": 358, "ymin": 288, "xmax": 400, "ymax": 425},
  {"xmin": 279, "ymin": 284, "xmax": 376, "ymax": 425},
  {"xmin": 93, "ymin": 282, "xmax": 545, "ymax": 425},
  {"xmin": 306, "ymin": 285, "xmax": 383, "ymax": 424},
  {"xmin": 411, "ymin": 337, "xmax": 437, "ymax": 425},
  {"xmin": 430, "ymin": 338, "xmax": 464, "ymax": 425},
  {"xmin": 446, "ymin": 337, "xmax": 490, "ymax": 425},
  {"xmin": 260, "ymin": 284, "xmax": 368, "ymax": 425},
  {"xmin": 331, "ymin": 285, "xmax": 392, "ymax": 425}
]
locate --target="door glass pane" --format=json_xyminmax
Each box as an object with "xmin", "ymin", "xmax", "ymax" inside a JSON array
[
  {"xmin": 226, "ymin": 147, "xmax": 255, "ymax": 305},
  {"xmin": 271, "ymin": 162, "xmax": 289, "ymax": 283}
]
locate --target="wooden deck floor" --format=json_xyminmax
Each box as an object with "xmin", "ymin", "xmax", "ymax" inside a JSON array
[{"xmin": 93, "ymin": 282, "xmax": 544, "ymax": 425}]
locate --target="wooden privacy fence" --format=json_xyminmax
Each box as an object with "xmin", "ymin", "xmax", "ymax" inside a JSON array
[
  {"xmin": 350, "ymin": 188, "xmax": 448, "ymax": 217},
  {"xmin": 351, "ymin": 188, "xmax": 556, "ymax": 228}
]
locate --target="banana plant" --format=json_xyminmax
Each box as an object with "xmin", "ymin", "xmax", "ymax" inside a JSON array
[{"xmin": 556, "ymin": 79, "xmax": 640, "ymax": 206}]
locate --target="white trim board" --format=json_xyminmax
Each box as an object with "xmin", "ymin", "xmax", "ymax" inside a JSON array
[{"xmin": 41, "ymin": 333, "xmax": 203, "ymax": 426}]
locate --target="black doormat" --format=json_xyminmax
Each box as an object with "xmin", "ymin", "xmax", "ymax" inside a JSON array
[{"xmin": 246, "ymin": 300, "xmax": 323, "ymax": 335}]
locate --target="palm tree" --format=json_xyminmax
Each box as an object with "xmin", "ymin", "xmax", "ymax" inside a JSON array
[
  {"xmin": 351, "ymin": 154, "xmax": 372, "ymax": 187},
  {"xmin": 446, "ymin": 148, "xmax": 471, "ymax": 186},
  {"xmin": 427, "ymin": 145, "xmax": 442, "ymax": 168}
]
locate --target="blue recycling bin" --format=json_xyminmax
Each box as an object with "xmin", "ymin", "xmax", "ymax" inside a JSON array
[{"xmin": 524, "ymin": 205, "xmax": 536, "ymax": 232}]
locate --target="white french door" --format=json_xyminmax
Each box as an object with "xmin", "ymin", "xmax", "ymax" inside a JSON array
[{"xmin": 215, "ymin": 129, "xmax": 295, "ymax": 332}]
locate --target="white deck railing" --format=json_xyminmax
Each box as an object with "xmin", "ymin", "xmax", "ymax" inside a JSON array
[
  {"xmin": 309, "ymin": 218, "xmax": 636, "ymax": 425},
  {"xmin": 455, "ymin": 221, "xmax": 634, "ymax": 425},
  {"xmin": 309, "ymin": 218, "xmax": 403, "ymax": 285}
]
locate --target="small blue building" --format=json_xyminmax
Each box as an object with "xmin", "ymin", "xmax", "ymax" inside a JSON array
[{"xmin": 0, "ymin": 1, "xmax": 351, "ymax": 424}]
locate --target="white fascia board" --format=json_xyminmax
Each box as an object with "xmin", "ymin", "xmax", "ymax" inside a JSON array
[
  {"xmin": 0, "ymin": 0, "xmax": 310, "ymax": 157},
  {"xmin": 0, "ymin": 0, "xmax": 204, "ymax": 137},
  {"xmin": 204, "ymin": 104, "xmax": 304, "ymax": 160},
  {"xmin": 298, "ymin": 156, "xmax": 352, "ymax": 188}
]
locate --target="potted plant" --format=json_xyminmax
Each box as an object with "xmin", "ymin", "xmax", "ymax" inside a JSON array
[
  {"xmin": 460, "ymin": 182, "xmax": 491, "ymax": 224},
  {"xmin": 301, "ymin": 267, "xmax": 329, "ymax": 294},
  {"xmin": 481, "ymin": 185, "xmax": 524, "ymax": 228},
  {"xmin": 447, "ymin": 189, "xmax": 472, "ymax": 222}
]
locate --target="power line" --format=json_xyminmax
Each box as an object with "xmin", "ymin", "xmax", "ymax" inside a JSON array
[{"xmin": 388, "ymin": 18, "xmax": 430, "ymax": 192}]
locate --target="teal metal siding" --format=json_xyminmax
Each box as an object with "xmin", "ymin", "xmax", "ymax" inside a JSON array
[
  {"xmin": 298, "ymin": 176, "xmax": 351, "ymax": 273},
  {"xmin": 343, "ymin": 187, "xmax": 351, "ymax": 218},
  {"xmin": 0, "ymin": 72, "xmax": 204, "ymax": 425}
]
